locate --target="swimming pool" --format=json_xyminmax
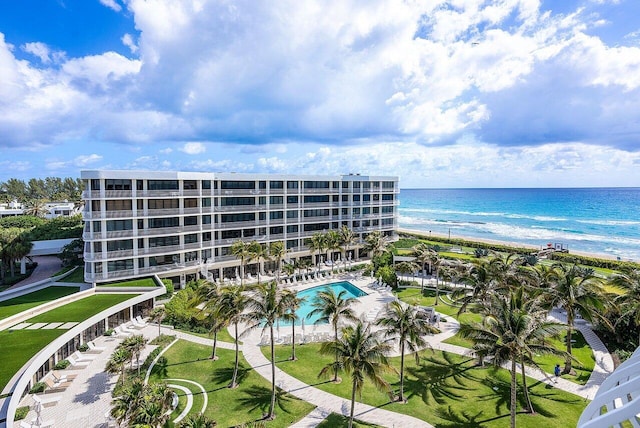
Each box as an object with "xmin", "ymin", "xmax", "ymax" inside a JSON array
[{"xmin": 280, "ymin": 281, "xmax": 367, "ymax": 327}]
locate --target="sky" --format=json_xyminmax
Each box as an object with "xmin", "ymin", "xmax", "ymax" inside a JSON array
[{"xmin": 1, "ymin": 0, "xmax": 640, "ymax": 188}]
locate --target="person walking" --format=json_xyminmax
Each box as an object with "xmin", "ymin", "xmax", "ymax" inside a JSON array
[{"xmin": 554, "ymin": 363, "xmax": 561, "ymax": 383}]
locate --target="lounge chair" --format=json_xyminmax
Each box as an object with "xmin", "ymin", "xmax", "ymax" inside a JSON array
[
  {"xmin": 114, "ymin": 326, "xmax": 132, "ymax": 337},
  {"xmin": 66, "ymin": 355, "xmax": 90, "ymax": 369},
  {"xmin": 87, "ymin": 341, "xmax": 106, "ymax": 352},
  {"xmin": 71, "ymin": 351, "xmax": 97, "ymax": 362},
  {"xmin": 52, "ymin": 371, "xmax": 78, "ymax": 382},
  {"xmin": 135, "ymin": 316, "xmax": 147, "ymax": 326},
  {"xmin": 32, "ymin": 394, "xmax": 60, "ymax": 408},
  {"xmin": 44, "ymin": 377, "xmax": 71, "ymax": 393}
]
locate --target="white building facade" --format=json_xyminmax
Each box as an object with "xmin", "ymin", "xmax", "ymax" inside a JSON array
[{"xmin": 81, "ymin": 170, "xmax": 399, "ymax": 284}]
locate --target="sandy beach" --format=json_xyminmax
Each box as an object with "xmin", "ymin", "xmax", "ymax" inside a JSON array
[{"xmin": 398, "ymin": 227, "xmax": 624, "ymax": 262}]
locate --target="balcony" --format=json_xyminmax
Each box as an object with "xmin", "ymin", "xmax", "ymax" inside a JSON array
[
  {"xmin": 216, "ymin": 204, "xmax": 265, "ymax": 212},
  {"xmin": 215, "ymin": 189, "xmax": 266, "ymax": 196},
  {"xmin": 83, "ymin": 210, "xmax": 135, "ymax": 220}
]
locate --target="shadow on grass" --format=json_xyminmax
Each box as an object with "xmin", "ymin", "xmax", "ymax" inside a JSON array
[
  {"xmin": 235, "ymin": 385, "xmax": 297, "ymax": 417},
  {"xmin": 317, "ymin": 413, "xmax": 382, "ymax": 427},
  {"xmin": 210, "ymin": 362, "xmax": 251, "ymax": 389},
  {"xmin": 403, "ymin": 352, "xmax": 480, "ymax": 405}
]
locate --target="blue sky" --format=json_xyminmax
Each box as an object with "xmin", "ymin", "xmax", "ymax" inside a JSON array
[{"xmin": 1, "ymin": 0, "xmax": 639, "ymax": 188}]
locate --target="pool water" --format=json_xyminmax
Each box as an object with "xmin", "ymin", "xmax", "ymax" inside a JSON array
[{"xmin": 279, "ymin": 281, "xmax": 367, "ymax": 327}]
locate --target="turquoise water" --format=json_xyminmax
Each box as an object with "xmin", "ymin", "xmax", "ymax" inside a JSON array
[
  {"xmin": 279, "ymin": 281, "xmax": 367, "ymax": 327},
  {"xmin": 399, "ymin": 188, "xmax": 640, "ymax": 261}
]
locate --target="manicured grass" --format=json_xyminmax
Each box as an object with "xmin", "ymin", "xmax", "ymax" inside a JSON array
[
  {"xmin": 175, "ymin": 326, "xmax": 239, "ymax": 345},
  {"xmin": 60, "ymin": 267, "xmax": 87, "ymax": 284},
  {"xmin": 99, "ymin": 277, "xmax": 158, "ymax": 287},
  {"xmin": 149, "ymin": 339, "xmax": 315, "ymax": 427},
  {"xmin": 316, "ymin": 413, "xmax": 383, "ymax": 427},
  {"xmin": 0, "ymin": 286, "xmax": 80, "ymax": 320},
  {"xmin": 0, "ymin": 329, "xmax": 64, "ymax": 392},
  {"xmin": 264, "ymin": 343, "xmax": 587, "ymax": 428},
  {"xmin": 27, "ymin": 294, "xmax": 138, "ymax": 323},
  {"xmin": 534, "ymin": 330, "xmax": 594, "ymax": 385},
  {"xmin": 395, "ymin": 288, "xmax": 482, "ymax": 324}
]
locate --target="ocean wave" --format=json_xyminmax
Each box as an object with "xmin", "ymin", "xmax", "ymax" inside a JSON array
[
  {"xmin": 400, "ymin": 207, "xmax": 566, "ymax": 222},
  {"xmin": 576, "ymin": 219, "xmax": 640, "ymax": 226}
]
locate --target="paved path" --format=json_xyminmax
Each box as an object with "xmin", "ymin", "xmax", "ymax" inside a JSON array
[{"xmin": 7, "ymin": 256, "xmax": 63, "ymax": 291}]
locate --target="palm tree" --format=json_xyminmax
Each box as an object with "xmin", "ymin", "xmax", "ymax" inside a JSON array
[
  {"xmin": 110, "ymin": 376, "xmax": 145, "ymax": 425},
  {"xmin": 363, "ymin": 230, "xmax": 389, "ymax": 260},
  {"xmin": 245, "ymin": 281, "xmax": 290, "ymax": 420},
  {"xmin": 230, "ymin": 240, "xmax": 252, "ymax": 286},
  {"xmin": 282, "ymin": 261, "xmax": 296, "ymax": 281},
  {"xmin": 319, "ymin": 322, "xmax": 394, "ymax": 428},
  {"xmin": 282, "ymin": 290, "xmax": 305, "ymax": 361},
  {"xmin": 395, "ymin": 260, "xmax": 419, "ymax": 286},
  {"xmin": 24, "ymin": 199, "xmax": 48, "ymax": 217},
  {"xmin": 326, "ymin": 230, "xmax": 342, "ymax": 271},
  {"xmin": 610, "ymin": 268, "xmax": 640, "ymax": 346},
  {"xmin": 248, "ymin": 241, "xmax": 266, "ymax": 284},
  {"xmin": 427, "ymin": 248, "xmax": 442, "ymax": 305},
  {"xmin": 542, "ymin": 263, "xmax": 610, "ymax": 374},
  {"xmin": 105, "ymin": 347, "xmax": 132, "ymax": 384},
  {"xmin": 376, "ymin": 300, "xmax": 439, "ymax": 402},
  {"xmin": 149, "ymin": 307, "xmax": 166, "ymax": 338},
  {"xmin": 218, "ymin": 285, "xmax": 249, "ymax": 388},
  {"xmin": 308, "ymin": 232, "xmax": 327, "ymax": 273},
  {"xmin": 340, "ymin": 226, "xmax": 356, "ymax": 268},
  {"xmin": 134, "ymin": 382, "xmax": 174, "ymax": 427},
  {"xmin": 308, "ymin": 288, "xmax": 358, "ymax": 382},
  {"xmin": 412, "ymin": 243, "xmax": 432, "ymax": 292},
  {"xmin": 268, "ymin": 241, "xmax": 286, "ymax": 283},
  {"xmin": 459, "ymin": 290, "xmax": 566, "ymax": 427},
  {"xmin": 197, "ymin": 282, "xmax": 226, "ymax": 360},
  {"xmin": 178, "ymin": 412, "xmax": 217, "ymax": 427},
  {"xmin": 122, "ymin": 334, "xmax": 147, "ymax": 374}
]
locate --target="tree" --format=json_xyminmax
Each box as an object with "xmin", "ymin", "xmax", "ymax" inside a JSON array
[
  {"xmin": 376, "ymin": 301, "xmax": 439, "ymax": 402},
  {"xmin": 427, "ymin": 248, "xmax": 442, "ymax": 305},
  {"xmin": 105, "ymin": 347, "xmax": 132, "ymax": 384},
  {"xmin": 282, "ymin": 290, "xmax": 305, "ymax": 361},
  {"xmin": 308, "ymin": 288, "xmax": 357, "ymax": 382},
  {"xmin": 339, "ymin": 226, "xmax": 357, "ymax": 268},
  {"xmin": 110, "ymin": 378, "xmax": 173, "ymax": 428},
  {"xmin": 395, "ymin": 260, "xmax": 419, "ymax": 286},
  {"xmin": 459, "ymin": 289, "xmax": 565, "ymax": 426},
  {"xmin": 58, "ymin": 238, "xmax": 83, "ymax": 266},
  {"xmin": 412, "ymin": 243, "xmax": 432, "ymax": 292},
  {"xmin": 218, "ymin": 285, "xmax": 249, "ymax": 388},
  {"xmin": 122, "ymin": 334, "xmax": 147, "ymax": 375},
  {"xmin": 308, "ymin": 232, "xmax": 327, "ymax": 272},
  {"xmin": 319, "ymin": 322, "xmax": 394, "ymax": 428},
  {"xmin": 542, "ymin": 263, "xmax": 610, "ymax": 374},
  {"xmin": 230, "ymin": 240, "xmax": 252, "ymax": 286},
  {"xmin": 268, "ymin": 241, "xmax": 286, "ymax": 283},
  {"xmin": 245, "ymin": 281, "xmax": 290, "ymax": 420},
  {"xmin": 0, "ymin": 228, "xmax": 32, "ymax": 279},
  {"xmin": 197, "ymin": 281, "xmax": 227, "ymax": 360},
  {"xmin": 248, "ymin": 241, "xmax": 266, "ymax": 284},
  {"xmin": 24, "ymin": 200, "xmax": 48, "ymax": 218},
  {"xmin": 611, "ymin": 268, "xmax": 640, "ymax": 346},
  {"xmin": 149, "ymin": 307, "xmax": 166, "ymax": 338},
  {"xmin": 326, "ymin": 230, "xmax": 342, "ymax": 271},
  {"xmin": 363, "ymin": 230, "xmax": 389, "ymax": 260}
]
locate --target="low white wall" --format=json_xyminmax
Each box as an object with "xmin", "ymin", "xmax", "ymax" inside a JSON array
[{"xmin": 0, "ymin": 267, "xmax": 80, "ymax": 304}]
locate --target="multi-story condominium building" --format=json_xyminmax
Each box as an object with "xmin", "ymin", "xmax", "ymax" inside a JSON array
[{"xmin": 81, "ymin": 170, "xmax": 399, "ymax": 285}]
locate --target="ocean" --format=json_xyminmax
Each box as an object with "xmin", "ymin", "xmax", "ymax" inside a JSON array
[{"xmin": 398, "ymin": 188, "xmax": 640, "ymax": 262}]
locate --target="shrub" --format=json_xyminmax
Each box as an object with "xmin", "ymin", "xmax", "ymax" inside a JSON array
[
  {"xmin": 78, "ymin": 344, "xmax": 89, "ymax": 352},
  {"xmin": 54, "ymin": 360, "xmax": 70, "ymax": 370},
  {"xmin": 149, "ymin": 334, "xmax": 176, "ymax": 347},
  {"xmin": 142, "ymin": 348, "xmax": 163, "ymax": 371},
  {"xmin": 29, "ymin": 382, "xmax": 46, "ymax": 394},
  {"xmin": 104, "ymin": 329, "xmax": 114, "ymax": 336},
  {"xmin": 14, "ymin": 406, "xmax": 29, "ymax": 421}
]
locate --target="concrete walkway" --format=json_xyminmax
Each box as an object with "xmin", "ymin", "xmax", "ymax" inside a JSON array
[{"xmin": 6, "ymin": 256, "xmax": 63, "ymax": 291}]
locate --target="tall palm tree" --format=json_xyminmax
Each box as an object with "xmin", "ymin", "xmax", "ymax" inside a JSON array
[
  {"xmin": 308, "ymin": 288, "xmax": 358, "ymax": 382},
  {"xmin": 105, "ymin": 347, "xmax": 132, "ymax": 384},
  {"xmin": 376, "ymin": 300, "xmax": 439, "ymax": 402},
  {"xmin": 340, "ymin": 226, "xmax": 356, "ymax": 268},
  {"xmin": 395, "ymin": 260, "xmax": 419, "ymax": 286},
  {"xmin": 326, "ymin": 230, "xmax": 342, "ymax": 271},
  {"xmin": 196, "ymin": 281, "xmax": 226, "ymax": 360},
  {"xmin": 610, "ymin": 268, "xmax": 640, "ymax": 346},
  {"xmin": 282, "ymin": 290, "xmax": 305, "ymax": 361},
  {"xmin": 308, "ymin": 232, "xmax": 327, "ymax": 272},
  {"xmin": 319, "ymin": 322, "xmax": 394, "ymax": 428},
  {"xmin": 245, "ymin": 281, "xmax": 290, "ymax": 420},
  {"xmin": 149, "ymin": 307, "xmax": 166, "ymax": 338},
  {"xmin": 459, "ymin": 290, "xmax": 566, "ymax": 427},
  {"xmin": 218, "ymin": 284, "xmax": 249, "ymax": 388},
  {"xmin": 230, "ymin": 240, "xmax": 252, "ymax": 286},
  {"xmin": 268, "ymin": 241, "xmax": 286, "ymax": 283},
  {"xmin": 363, "ymin": 230, "xmax": 389, "ymax": 260},
  {"xmin": 412, "ymin": 243, "xmax": 432, "ymax": 292},
  {"xmin": 542, "ymin": 263, "xmax": 610, "ymax": 374},
  {"xmin": 122, "ymin": 334, "xmax": 147, "ymax": 374},
  {"xmin": 427, "ymin": 248, "xmax": 442, "ymax": 305},
  {"xmin": 282, "ymin": 261, "xmax": 296, "ymax": 280},
  {"xmin": 24, "ymin": 199, "xmax": 48, "ymax": 217},
  {"xmin": 248, "ymin": 241, "xmax": 266, "ymax": 284}
]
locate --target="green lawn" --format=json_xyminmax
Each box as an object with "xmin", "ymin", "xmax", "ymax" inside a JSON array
[
  {"xmin": 148, "ymin": 339, "xmax": 315, "ymax": 427},
  {"xmin": 317, "ymin": 413, "xmax": 383, "ymax": 427},
  {"xmin": 0, "ymin": 287, "xmax": 80, "ymax": 320},
  {"xmin": 60, "ymin": 267, "xmax": 86, "ymax": 284},
  {"xmin": 99, "ymin": 277, "xmax": 158, "ymax": 287},
  {"xmin": 175, "ymin": 326, "xmax": 239, "ymax": 346},
  {"xmin": 0, "ymin": 329, "xmax": 63, "ymax": 392},
  {"xmin": 27, "ymin": 294, "xmax": 138, "ymax": 323},
  {"xmin": 264, "ymin": 343, "xmax": 587, "ymax": 428}
]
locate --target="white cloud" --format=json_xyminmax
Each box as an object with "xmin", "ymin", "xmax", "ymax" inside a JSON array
[
  {"xmin": 99, "ymin": 0, "xmax": 122, "ymax": 12},
  {"xmin": 21, "ymin": 42, "xmax": 51, "ymax": 63},
  {"xmin": 121, "ymin": 33, "xmax": 138, "ymax": 53},
  {"xmin": 180, "ymin": 142, "xmax": 206, "ymax": 155},
  {"xmin": 74, "ymin": 154, "xmax": 103, "ymax": 166},
  {"xmin": 159, "ymin": 147, "xmax": 173, "ymax": 154}
]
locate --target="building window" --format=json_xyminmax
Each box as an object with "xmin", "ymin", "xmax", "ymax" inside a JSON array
[
  {"xmin": 202, "ymin": 180, "xmax": 211, "ymax": 189},
  {"xmin": 183, "ymin": 180, "xmax": 197, "ymax": 190},
  {"xmin": 184, "ymin": 234, "xmax": 198, "ymax": 244},
  {"xmin": 270, "ymin": 196, "xmax": 283, "ymax": 205},
  {"xmin": 107, "ymin": 259, "xmax": 133, "ymax": 272},
  {"xmin": 184, "ymin": 216, "xmax": 198, "ymax": 226},
  {"xmin": 203, "ymin": 215, "xmax": 211, "ymax": 224},
  {"xmin": 90, "ymin": 179, "xmax": 100, "ymax": 190},
  {"xmin": 287, "ymin": 181, "xmax": 298, "ymax": 189},
  {"xmin": 382, "ymin": 194, "xmax": 394, "ymax": 201},
  {"xmin": 148, "ymin": 217, "xmax": 180, "ymax": 228},
  {"xmin": 270, "ymin": 211, "xmax": 283, "ymax": 220},
  {"xmin": 286, "ymin": 225, "xmax": 298, "ymax": 233},
  {"xmin": 149, "ymin": 236, "xmax": 179, "ymax": 247},
  {"xmin": 221, "ymin": 181, "xmax": 255, "ymax": 189},
  {"xmin": 184, "ymin": 198, "xmax": 198, "ymax": 208},
  {"xmin": 148, "ymin": 180, "xmax": 179, "ymax": 190},
  {"xmin": 202, "ymin": 198, "xmax": 211, "ymax": 207},
  {"xmin": 270, "ymin": 226, "xmax": 283, "ymax": 234},
  {"xmin": 304, "ymin": 195, "xmax": 329, "ymax": 203},
  {"xmin": 107, "ymin": 220, "xmax": 133, "ymax": 231},
  {"xmin": 303, "ymin": 181, "xmax": 329, "ymax": 189},
  {"xmin": 221, "ymin": 213, "xmax": 255, "ymax": 223},
  {"xmin": 287, "ymin": 196, "xmax": 298, "ymax": 203},
  {"xmin": 105, "ymin": 200, "xmax": 132, "ymax": 211},
  {"xmin": 107, "ymin": 240, "xmax": 133, "ymax": 251},
  {"xmin": 270, "ymin": 181, "xmax": 284, "ymax": 189},
  {"xmin": 221, "ymin": 197, "xmax": 254, "ymax": 206},
  {"xmin": 105, "ymin": 179, "xmax": 132, "ymax": 190},
  {"xmin": 148, "ymin": 199, "xmax": 179, "ymax": 209},
  {"xmin": 286, "ymin": 210, "xmax": 298, "ymax": 219},
  {"xmin": 304, "ymin": 209, "xmax": 329, "ymax": 218}
]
